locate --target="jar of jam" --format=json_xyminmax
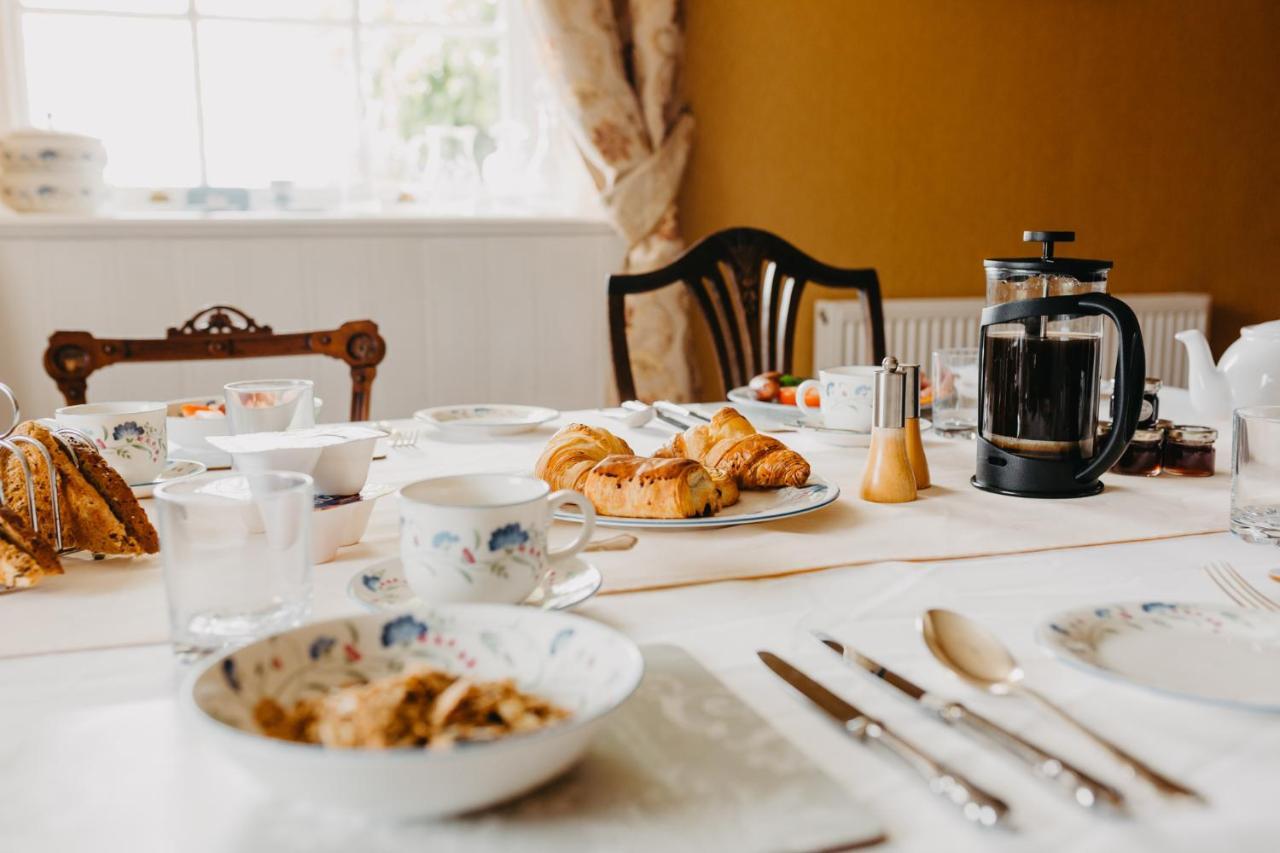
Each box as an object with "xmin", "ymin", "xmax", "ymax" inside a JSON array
[
  {"xmin": 1110, "ymin": 377, "xmax": 1162, "ymax": 429},
  {"xmin": 1111, "ymin": 428, "xmax": 1164, "ymax": 476},
  {"xmin": 1163, "ymin": 425, "xmax": 1216, "ymax": 476}
]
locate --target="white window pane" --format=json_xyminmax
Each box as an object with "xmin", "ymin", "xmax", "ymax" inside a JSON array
[
  {"xmin": 359, "ymin": 0, "xmax": 498, "ymax": 26},
  {"xmin": 194, "ymin": 0, "xmax": 351, "ymax": 20},
  {"xmin": 198, "ymin": 21, "xmax": 359, "ymax": 187},
  {"xmin": 362, "ymin": 30, "xmax": 500, "ymax": 141},
  {"xmin": 20, "ymin": 1, "xmax": 188, "ymax": 12},
  {"xmin": 21, "ymin": 13, "xmax": 201, "ymax": 185}
]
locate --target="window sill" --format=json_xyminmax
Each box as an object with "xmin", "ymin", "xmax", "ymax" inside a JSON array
[{"xmin": 0, "ymin": 209, "xmax": 616, "ymax": 239}]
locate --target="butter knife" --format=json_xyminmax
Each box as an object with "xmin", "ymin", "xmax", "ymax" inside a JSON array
[
  {"xmin": 757, "ymin": 651, "xmax": 1010, "ymax": 828},
  {"xmin": 814, "ymin": 634, "xmax": 1127, "ymax": 813}
]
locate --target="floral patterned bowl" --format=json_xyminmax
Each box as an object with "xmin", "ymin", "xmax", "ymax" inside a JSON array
[{"xmin": 185, "ymin": 606, "xmax": 644, "ymax": 818}]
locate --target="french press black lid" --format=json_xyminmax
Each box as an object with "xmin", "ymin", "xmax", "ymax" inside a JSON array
[{"xmin": 983, "ymin": 231, "xmax": 1114, "ymax": 281}]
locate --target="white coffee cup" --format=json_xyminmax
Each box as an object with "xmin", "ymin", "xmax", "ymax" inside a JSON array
[
  {"xmin": 795, "ymin": 366, "xmax": 877, "ymax": 432},
  {"xmin": 55, "ymin": 401, "xmax": 168, "ymax": 485},
  {"xmin": 398, "ymin": 474, "xmax": 596, "ymax": 605}
]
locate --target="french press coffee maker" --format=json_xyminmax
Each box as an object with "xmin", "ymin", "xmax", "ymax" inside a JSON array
[{"xmin": 972, "ymin": 231, "xmax": 1145, "ymax": 498}]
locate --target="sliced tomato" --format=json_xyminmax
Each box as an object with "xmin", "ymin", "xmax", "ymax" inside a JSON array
[
  {"xmin": 803, "ymin": 387, "xmax": 820, "ymax": 407},
  {"xmin": 777, "ymin": 386, "xmax": 797, "ymax": 406}
]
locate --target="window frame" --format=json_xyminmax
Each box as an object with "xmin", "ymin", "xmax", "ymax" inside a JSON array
[{"xmin": 0, "ymin": 0, "xmax": 544, "ymax": 209}]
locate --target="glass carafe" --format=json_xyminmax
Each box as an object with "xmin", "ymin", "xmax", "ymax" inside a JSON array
[{"xmin": 973, "ymin": 231, "xmax": 1146, "ymax": 498}]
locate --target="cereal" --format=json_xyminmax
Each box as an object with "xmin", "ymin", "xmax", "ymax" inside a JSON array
[{"xmin": 253, "ymin": 667, "xmax": 570, "ymax": 749}]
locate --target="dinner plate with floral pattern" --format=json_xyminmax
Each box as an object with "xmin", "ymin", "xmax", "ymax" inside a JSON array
[
  {"xmin": 413, "ymin": 404, "xmax": 559, "ymax": 437},
  {"xmin": 348, "ymin": 555, "xmax": 602, "ymax": 613},
  {"xmin": 555, "ymin": 473, "xmax": 840, "ymax": 529},
  {"xmin": 1037, "ymin": 601, "xmax": 1280, "ymax": 712}
]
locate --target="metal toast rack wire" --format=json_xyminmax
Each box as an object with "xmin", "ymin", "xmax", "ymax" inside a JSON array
[{"xmin": 0, "ymin": 381, "xmax": 98, "ymax": 555}]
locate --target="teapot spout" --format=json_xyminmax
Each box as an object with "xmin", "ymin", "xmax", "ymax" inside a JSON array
[{"xmin": 1176, "ymin": 329, "xmax": 1233, "ymax": 420}]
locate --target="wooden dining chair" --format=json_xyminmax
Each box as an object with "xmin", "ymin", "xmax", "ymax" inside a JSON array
[
  {"xmin": 607, "ymin": 226, "xmax": 885, "ymax": 401},
  {"xmin": 43, "ymin": 305, "xmax": 387, "ymax": 421}
]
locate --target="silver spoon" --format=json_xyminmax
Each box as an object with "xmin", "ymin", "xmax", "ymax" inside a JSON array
[
  {"xmin": 920, "ymin": 608, "xmax": 1204, "ymax": 803},
  {"xmin": 600, "ymin": 400, "xmax": 655, "ymax": 428}
]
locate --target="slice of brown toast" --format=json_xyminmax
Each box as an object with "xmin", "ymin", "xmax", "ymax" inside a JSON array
[
  {"xmin": 2, "ymin": 427, "xmax": 79, "ymax": 551},
  {"xmin": 2, "ymin": 421, "xmax": 159, "ymax": 555},
  {"xmin": 0, "ymin": 505, "xmax": 62, "ymax": 590}
]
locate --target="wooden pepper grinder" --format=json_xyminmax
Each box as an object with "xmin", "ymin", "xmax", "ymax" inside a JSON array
[
  {"xmin": 899, "ymin": 362, "xmax": 931, "ymax": 489},
  {"xmin": 860, "ymin": 356, "xmax": 918, "ymax": 504}
]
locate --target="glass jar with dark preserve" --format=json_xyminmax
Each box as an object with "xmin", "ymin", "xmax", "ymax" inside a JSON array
[{"xmin": 1163, "ymin": 425, "xmax": 1217, "ymax": 477}]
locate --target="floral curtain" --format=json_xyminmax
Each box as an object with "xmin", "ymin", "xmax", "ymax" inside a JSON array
[{"xmin": 525, "ymin": 0, "xmax": 696, "ymax": 402}]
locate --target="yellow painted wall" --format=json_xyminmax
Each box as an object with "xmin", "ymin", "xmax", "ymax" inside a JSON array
[{"xmin": 680, "ymin": 0, "xmax": 1280, "ymax": 378}]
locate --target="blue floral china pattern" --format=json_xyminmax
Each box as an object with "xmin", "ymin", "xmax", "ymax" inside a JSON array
[
  {"xmin": 190, "ymin": 606, "xmax": 644, "ymax": 744},
  {"xmin": 347, "ymin": 556, "xmax": 603, "ymax": 613},
  {"xmin": 405, "ymin": 519, "xmax": 548, "ymax": 586},
  {"xmin": 1037, "ymin": 601, "xmax": 1280, "ymax": 711},
  {"xmin": 95, "ymin": 419, "xmax": 165, "ymax": 465}
]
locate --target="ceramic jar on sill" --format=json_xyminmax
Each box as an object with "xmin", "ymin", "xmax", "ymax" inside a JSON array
[{"xmin": 0, "ymin": 128, "xmax": 108, "ymax": 214}]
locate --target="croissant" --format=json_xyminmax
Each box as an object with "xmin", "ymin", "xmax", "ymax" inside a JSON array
[
  {"xmin": 656, "ymin": 406, "xmax": 810, "ymax": 489},
  {"xmin": 581, "ymin": 455, "xmax": 722, "ymax": 519},
  {"xmin": 534, "ymin": 423, "xmax": 635, "ymax": 492}
]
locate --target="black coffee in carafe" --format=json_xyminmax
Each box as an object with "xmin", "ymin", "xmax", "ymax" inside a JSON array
[
  {"xmin": 982, "ymin": 332, "xmax": 1100, "ymax": 458},
  {"xmin": 972, "ymin": 231, "xmax": 1145, "ymax": 499}
]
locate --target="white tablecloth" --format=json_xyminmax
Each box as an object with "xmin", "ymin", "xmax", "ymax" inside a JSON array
[{"xmin": 3, "ymin": 394, "xmax": 1276, "ymax": 852}]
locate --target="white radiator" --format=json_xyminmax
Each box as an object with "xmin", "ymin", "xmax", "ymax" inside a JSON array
[{"xmin": 813, "ymin": 292, "xmax": 1211, "ymax": 387}]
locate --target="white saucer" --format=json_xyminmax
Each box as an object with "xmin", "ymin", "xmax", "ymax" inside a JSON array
[
  {"xmin": 131, "ymin": 458, "xmax": 207, "ymax": 498},
  {"xmin": 347, "ymin": 555, "xmax": 602, "ymax": 612},
  {"xmin": 414, "ymin": 404, "xmax": 559, "ymax": 437}
]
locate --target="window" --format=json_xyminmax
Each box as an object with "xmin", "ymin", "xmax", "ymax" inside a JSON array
[{"xmin": 0, "ymin": 0, "xmax": 579, "ymax": 213}]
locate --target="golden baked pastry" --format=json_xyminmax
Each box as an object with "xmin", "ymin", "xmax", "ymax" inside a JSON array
[
  {"xmin": 1, "ymin": 421, "xmax": 159, "ymax": 555},
  {"xmin": 534, "ymin": 423, "xmax": 635, "ymax": 492},
  {"xmin": 656, "ymin": 406, "xmax": 810, "ymax": 489},
  {"xmin": 581, "ymin": 454, "xmax": 724, "ymax": 519},
  {"xmin": 0, "ymin": 505, "xmax": 63, "ymax": 591}
]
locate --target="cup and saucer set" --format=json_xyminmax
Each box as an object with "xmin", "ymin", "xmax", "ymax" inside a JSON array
[
  {"xmin": 53, "ymin": 401, "xmax": 207, "ymax": 498},
  {"xmin": 347, "ymin": 473, "xmax": 604, "ymax": 614},
  {"xmin": 789, "ymin": 366, "xmax": 931, "ymax": 447}
]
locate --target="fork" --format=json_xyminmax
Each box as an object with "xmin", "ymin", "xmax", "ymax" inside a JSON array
[{"xmin": 1203, "ymin": 560, "xmax": 1280, "ymax": 611}]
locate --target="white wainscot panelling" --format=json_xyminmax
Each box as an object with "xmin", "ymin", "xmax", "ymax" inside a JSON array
[{"xmin": 0, "ymin": 218, "xmax": 623, "ymax": 421}]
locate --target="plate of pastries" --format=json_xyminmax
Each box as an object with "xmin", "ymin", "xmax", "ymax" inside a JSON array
[
  {"xmin": 1, "ymin": 420, "xmax": 159, "ymax": 592},
  {"xmin": 534, "ymin": 406, "xmax": 838, "ymax": 529}
]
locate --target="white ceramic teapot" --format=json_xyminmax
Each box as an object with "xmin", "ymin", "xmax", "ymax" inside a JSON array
[{"xmin": 1176, "ymin": 321, "xmax": 1280, "ymax": 421}]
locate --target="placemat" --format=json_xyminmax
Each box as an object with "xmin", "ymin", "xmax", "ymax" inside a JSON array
[{"xmin": 1, "ymin": 645, "xmax": 886, "ymax": 853}]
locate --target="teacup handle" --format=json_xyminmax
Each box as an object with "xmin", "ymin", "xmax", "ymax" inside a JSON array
[
  {"xmin": 795, "ymin": 379, "xmax": 821, "ymax": 417},
  {"xmin": 546, "ymin": 489, "xmax": 596, "ymax": 560}
]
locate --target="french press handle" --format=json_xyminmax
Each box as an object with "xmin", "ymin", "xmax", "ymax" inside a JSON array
[{"xmin": 978, "ymin": 293, "xmax": 1146, "ymax": 482}]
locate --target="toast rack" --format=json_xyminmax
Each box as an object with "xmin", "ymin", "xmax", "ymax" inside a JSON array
[{"xmin": 0, "ymin": 381, "xmax": 98, "ymax": 555}]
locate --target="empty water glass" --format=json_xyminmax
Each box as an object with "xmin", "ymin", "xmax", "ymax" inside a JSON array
[
  {"xmin": 1232, "ymin": 406, "xmax": 1280, "ymax": 544},
  {"xmin": 224, "ymin": 378, "xmax": 315, "ymax": 434},
  {"xmin": 155, "ymin": 471, "xmax": 313, "ymax": 658},
  {"xmin": 932, "ymin": 348, "xmax": 980, "ymax": 437}
]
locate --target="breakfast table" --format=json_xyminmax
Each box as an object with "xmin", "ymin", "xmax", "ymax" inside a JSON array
[{"xmin": 2, "ymin": 391, "xmax": 1277, "ymax": 853}]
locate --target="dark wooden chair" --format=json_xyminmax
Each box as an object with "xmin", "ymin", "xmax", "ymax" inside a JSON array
[
  {"xmin": 608, "ymin": 226, "xmax": 885, "ymax": 401},
  {"xmin": 44, "ymin": 306, "xmax": 387, "ymax": 421}
]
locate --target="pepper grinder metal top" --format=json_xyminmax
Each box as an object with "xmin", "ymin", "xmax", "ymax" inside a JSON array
[
  {"xmin": 874, "ymin": 356, "xmax": 906, "ymax": 430},
  {"xmin": 899, "ymin": 363, "xmax": 921, "ymax": 419}
]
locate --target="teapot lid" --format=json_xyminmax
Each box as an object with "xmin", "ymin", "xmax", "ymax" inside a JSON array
[{"xmin": 984, "ymin": 231, "xmax": 1113, "ymax": 281}]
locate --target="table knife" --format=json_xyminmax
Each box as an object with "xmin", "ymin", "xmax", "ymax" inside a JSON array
[
  {"xmin": 757, "ymin": 651, "xmax": 1010, "ymax": 828},
  {"xmin": 814, "ymin": 634, "xmax": 1127, "ymax": 813},
  {"xmin": 654, "ymin": 400, "xmax": 711, "ymax": 422}
]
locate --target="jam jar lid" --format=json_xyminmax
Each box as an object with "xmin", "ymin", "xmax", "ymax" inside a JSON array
[
  {"xmin": 983, "ymin": 231, "xmax": 1113, "ymax": 281},
  {"xmin": 1131, "ymin": 428, "xmax": 1165, "ymax": 443},
  {"xmin": 1168, "ymin": 424, "xmax": 1217, "ymax": 445},
  {"xmin": 1144, "ymin": 377, "xmax": 1162, "ymax": 393}
]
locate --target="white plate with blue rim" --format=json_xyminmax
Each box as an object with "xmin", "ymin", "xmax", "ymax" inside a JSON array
[
  {"xmin": 414, "ymin": 404, "xmax": 559, "ymax": 437},
  {"xmin": 131, "ymin": 458, "xmax": 207, "ymax": 498},
  {"xmin": 1037, "ymin": 601, "xmax": 1280, "ymax": 712},
  {"xmin": 348, "ymin": 555, "xmax": 603, "ymax": 613},
  {"xmin": 555, "ymin": 474, "xmax": 840, "ymax": 530}
]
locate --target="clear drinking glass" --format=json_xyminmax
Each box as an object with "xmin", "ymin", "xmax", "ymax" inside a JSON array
[
  {"xmin": 224, "ymin": 378, "xmax": 315, "ymax": 434},
  {"xmin": 932, "ymin": 347, "xmax": 980, "ymax": 437},
  {"xmin": 1232, "ymin": 406, "xmax": 1280, "ymax": 544},
  {"xmin": 155, "ymin": 471, "xmax": 314, "ymax": 657}
]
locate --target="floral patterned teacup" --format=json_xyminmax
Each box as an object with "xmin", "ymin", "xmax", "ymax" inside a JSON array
[
  {"xmin": 55, "ymin": 401, "xmax": 167, "ymax": 485},
  {"xmin": 398, "ymin": 474, "xmax": 596, "ymax": 605},
  {"xmin": 795, "ymin": 366, "xmax": 877, "ymax": 432}
]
